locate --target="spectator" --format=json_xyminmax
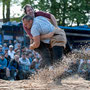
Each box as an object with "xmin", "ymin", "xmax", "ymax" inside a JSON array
[
  {"xmin": 2, "ymin": 43, "xmax": 8, "ymax": 53},
  {"xmin": 14, "ymin": 43, "xmax": 21, "ymax": 52},
  {"xmin": 0, "ymin": 53, "xmax": 7, "ymax": 79},
  {"xmin": 87, "ymin": 60, "xmax": 90, "ymax": 80},
  {"xmin": 21, "ymin": 46, "xmax": 26, "ymax": 53},
  {"xmin": 67, "ymin": 60, "xmax": 79, "ymax": 73},
  {"xmin": 19, "ymin": 52, "xmax": 30, "ymax": 67},
  {"xmin": 14, "ymin": 40, "xmax": 19, "ymax": 49},
  {"xmin": 78, "ymin": 60, "xmax": 88, "ymax": 79},
  {"xmin": 0, "ymin": 45, "xmax": 4, "ymax": 55},
  {"xmin": 33, "ymin": 51, "xmax": 42, "ymax": 60},
  {"xmin": 26, "ymin": 52, "xmax": 33, "ymax": 63},
  {"xmin": 7, "ymin": 55, "xmax": 20, "ymax": 80},
  {"xmin": 8, "ymin": 45, "xmax": 15, "ymax": 59},
  {"xmin": 7, "ymin": 40, "xmax": 12, "ymax": 47},
  {"xmin": 4, "ymin": 48, "xmax": 9, "ymax": 55},
  {"xmin": 15, "ymin": 50, "xmax": 21, "ymax": 57},
  {"xmin": 33, "ymin": 58, "xmax": 40, "ymax": 71},
  {"xmin": 19, "ymin": 52, "xmax": 31, "ymax": 79},
  {"xmin": 5, "ymin": 53, "xmax": 11, "ymax": 67},
  {"xmin": 17, "ymin": 44, "xmax": 21, "ymax": 50}
]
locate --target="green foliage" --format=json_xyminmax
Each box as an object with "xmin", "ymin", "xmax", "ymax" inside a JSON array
[
  {"xmin": 67, "ymin": 0, "xmax": 88, "ymax": 26},
  {"xmin": 21, "ymin": 0, "xmax": 34, "ymax": 8},
  {"xmin": 0, "ymin": 0, "xmax": 89, "ymax": 25},
  {"xmin": 10, "ymin": 17, "xmax": 21, "ymax": 22}
]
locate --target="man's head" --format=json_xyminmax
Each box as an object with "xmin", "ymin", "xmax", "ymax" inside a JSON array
[
  {"xmin": 9, "ymin": 45, "xmax": 13, "ymax": 51},
  {"xmin": 0, "ymin": 53, "xmax": 5, "ymax": 60},
  {"xmin": 21, "ymin": 46, "xmax": 26, "ymax": 52},
  {"xmin": 17, "ymin": 44, "xmax": 21, "ymax": 49},
  {"xmin": 0, "ymin": 45, "xmax": 2, "ymax": 51},
  {"xmin": 14, "ymin": 55, "xmax": 20, "ymax": 62},
  {"xmin": 21, "ymin": 52, "xmax": 26, "ymax": 59},
  {"xmin": 26, "ymin": 52, "xmax": 30, "ymax": 59},
  {"xmin": 23, "ymin": 4, "xmax": 34, "ymax": 17},
  {"xmin": 4, "ymin": 48, "xmax": 8, "ymax": 54},
  {"xmin": 3, "ymin": 43, "xmax": 7, "ymax": 47},
  {"xmin": 23, "ymin": 15, "xmax": 33, "ymax": 29}
]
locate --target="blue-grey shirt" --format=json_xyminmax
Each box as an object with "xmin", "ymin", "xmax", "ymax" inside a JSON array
[{"xmin": 31, "ymin": 16, "xmax": 54, "ymax": 43}]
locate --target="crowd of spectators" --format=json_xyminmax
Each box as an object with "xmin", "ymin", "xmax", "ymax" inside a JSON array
[
  {"xmin": 64, "ymin": 58, "xmax": 90, "ymax": 80},
  {"xmin": 0, "ymin": 40, "xmax": 42, "ymax": 81}
]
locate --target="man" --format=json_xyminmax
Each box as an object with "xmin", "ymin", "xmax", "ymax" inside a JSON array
[
  {"xmin": 22, "ymin": 15, "xmax": 67, "ymax": 67},
  {"xmin": 8, "ymin": 45, "xmax": 15, "ymax": 59},
  {"xmin": 23, "ymin": 4, "xmax": 71, "ymax": 56},
  {"xmin": 19, "ymin": 52, "xmax": 32, "ymax": 79},
  {"xmin": 2, "ymin": 43, "xmax": 8, "ymax": 53},
  {"xmin": 23, "ymin": 4, "xmax": 58, "ymax": 39},
  {"xmin": 0, "ymin": 53, "xmax": 7, "ymax": 79},
  {"xmin": 7, "ymin": 54, "xmax": 20, "ymax": 80},
  {"xmin": 0, "ymin": 45, "xmax": 4, "ymax": 55}
]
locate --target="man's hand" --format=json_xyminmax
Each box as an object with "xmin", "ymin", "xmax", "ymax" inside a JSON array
[
  {"xmin": 29, "ymin": 35, "xmax": 40, "ymax": 50},
  {"xmin": 29, "ymin": 44, "xmax": 35, "ymax": 50},
  {"xmin": 30, "ymin": 39, "xmax": 33, "ymax": 44}
]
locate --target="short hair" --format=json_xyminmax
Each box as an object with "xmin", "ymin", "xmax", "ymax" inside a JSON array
[
  {"xmin": 22, "ymin": 15, "xmax": 34, "ymax": 21},
  {"xmin": 23, "ymin": 4, "xmax": 33, "ymax": 14},
  {"xmin": 22, "ymin": 52, "xmax": 26, "ymax": 55},
  {"xmin": 21, "ymin": 46, "xmax": 25, "ymax": 49},
  {"xmin": 26, "ymin": 52, "xmax": 29, "ymax": 56}
]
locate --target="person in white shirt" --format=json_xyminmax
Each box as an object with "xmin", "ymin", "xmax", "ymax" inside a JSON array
[{"xmin": 8, "ymin": 45, "xmax": 15, "ymax": 59}]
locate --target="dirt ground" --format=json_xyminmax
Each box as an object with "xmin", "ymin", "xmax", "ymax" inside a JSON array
[
  {"xmin": 0, "ymin": 75, "xmax": 90, "ymax": 90},
  {"xmin": 0, "ymin": 49, "xmax": 90, "ymax": 90}
]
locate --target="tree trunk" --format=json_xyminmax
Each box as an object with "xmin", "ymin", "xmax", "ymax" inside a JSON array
[
  {"xmin": 77, "ymin": 19, "xmax": 80, "ymax": 26},
  {"xmin": 6, "ymin": 0, "xmax": 10, "ymax": 22},
  {"xmin": 62, "ymin": 2, "xmax": 66, "ymax": 26},
  {"xmin": 2, "ymin": 0, "xmax": 6, "ymax": 22}
]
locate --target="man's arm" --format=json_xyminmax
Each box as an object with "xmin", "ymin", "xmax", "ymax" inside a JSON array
[
  {"xmin": 40, "ymin": 32, "xmax": 54, "ymax": 40},
  {"xmin": 30, "ymin": 35, "xmax": 40, "ymax": 50},
  {"xmin": 50, "ymin": 14, "xmax": 58, "ymax": 27}
]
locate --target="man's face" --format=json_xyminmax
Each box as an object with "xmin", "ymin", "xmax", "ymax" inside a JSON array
[
  {"xmin": 22, "ymin": 54, "xmax": 26, "ymax": 59},
  {"xmin": 0, "ymin": 47, "xmax": 2, "ymax": 51},
  {"xmin": 26, "ymin": 6, "xmax": 34, "ymax": 17},
  {"xmin": 15, "ymin": 55, "xmax": 19, "ymax": 62},
  {"xmin": 23, "ymin": 19, "xmax": 32, "ymax": 29},
  {"xmin": 0, "ymin": 56, "xmax": 4, "ymax": 60},
  {"xmin": 5, "ymin": 50, "xmax": 8, "ymax": 54},
  {"xmin": 9, "ymin": 47, "xmax": 13, "ymax": 51}
]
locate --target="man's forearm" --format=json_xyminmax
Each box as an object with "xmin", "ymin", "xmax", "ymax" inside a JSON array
[
  {"xmin": 50, "ymin": 14, "xmax": 58, "ymax": 27},
  {"xmin": 40, "ymin": 32, "xmax": 54, "ymax": 40},
  {"xmin": 30, "ymin": 36, "xmax": 40, "ymax": 50}
]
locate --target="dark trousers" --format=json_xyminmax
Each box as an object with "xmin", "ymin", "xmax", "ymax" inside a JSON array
[
  {"xmin": 0, "ymin": 69, "xmax": 6, "ymax": 79},
  {"xmin": 64, "ymin": 41, "xmax": 72, "ymax": 55},
  {"xmin": 52, "ymin": 46, "xmax": 64, "ymax": 63},
  {"xmin": 34, "ymin": 42, "xmax": 64, "ymax": 67},
  {"xmin": 34, "ymin": 42, "xmax": 52, "ymax": 68}
]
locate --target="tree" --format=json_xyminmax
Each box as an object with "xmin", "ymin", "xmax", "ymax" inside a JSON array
[
  {"xmin": 21, "ymin": 0, "xmax": 34, "ymax": 8},
  {"xmin": 6, "ymin": 0, "xmax": 11, "ymax": 22},
  {"xmin": 21, "ymin": 0, "xmax": 89, "ymax": 26},
  {"xmin": 67, "ymin": 0, "xmax": 88, "ymax": 26},
  {"xmin": 0, "ymin": 0, "xmax": 19, "ymax": 22}
]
